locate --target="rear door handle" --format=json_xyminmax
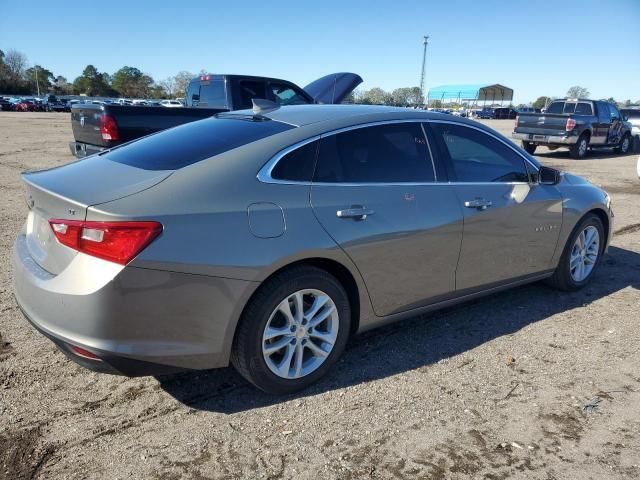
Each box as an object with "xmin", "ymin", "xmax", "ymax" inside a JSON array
[
  {"xmin": 336, "ymin": 206, "xmax": 374, "ymax": 220},
  {"xmin": 464, "ymin": 199, "xmax": 493, "ymax": 210}
]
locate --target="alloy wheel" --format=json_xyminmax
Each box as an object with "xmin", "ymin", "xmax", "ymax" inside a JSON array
[
  {"xmin": 569, "ymin": 226, "xmax": 600, "ymax": 282},
  {"xmin": 262, "ymin": 289, "xmax": 339, "ymax": 379}
]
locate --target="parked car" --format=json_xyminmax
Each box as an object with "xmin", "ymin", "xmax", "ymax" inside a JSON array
[
  {"xmin": 69, "ymin": 72, "xmax": 362, "ymax": 157},
  {"xmin": 160, "ymin": 99, "xmax": 184, "ymax": 108},
  {"xmin": 492, "ymin": 107, "xmax": 518, "ymax": 119},
  {"xmin": 14, "ymin": 104, "xmax": 613, "ymax": 393},
  {"xmin": 513, "ymin": 99, "xmax": 634, "ymax": 158},
  {"xmin": 619, "ymin": 108, "xmax": 640, "ymax": 151},
  {"xmin": 476, "ymin": 108, "xmax": 494, "ymax": 119},
  {"xmin": 0, "ymin": 98, "xmax": 15, "ymax": 111},
  {"xmin": 14, "ymin": 99, "xmax": 37, "ymax": 112},
  {"xmin": 517, "ymin": 107, "xmax": 540, "ymax": 114}
]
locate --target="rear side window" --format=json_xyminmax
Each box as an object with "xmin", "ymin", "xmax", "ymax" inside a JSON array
[
  {"xmin": 575, "ymin": 102, "xmax": 593, "ymax": 115},
  {"xmin": 271, "ymin": 140, "xmax": 319, "ymax": 181},
  {"xmin": 237, "ymin": 80, "xmax": 267, "ymax": 110},
  {"xmin": 106, "ymin": 117, "xmax": 294, "ymax": 171},
  {"xmin": 314, "ymin": 123, "xmax": 435, "ymax": 183},
  {"xmin": 429, "ymin": 123, "xmax": 529, "ymax": 183}
]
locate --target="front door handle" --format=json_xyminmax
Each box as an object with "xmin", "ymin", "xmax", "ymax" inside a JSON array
[
  {"xmin": 336, "ymin": 206, "xmax": 374, "ymax": 220},
  {"xmin": 464, "ymin": 198, "xmax": 493, "ymax": 210}
]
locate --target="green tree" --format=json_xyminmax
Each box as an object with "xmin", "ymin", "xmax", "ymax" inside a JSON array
[
  {"xmin": 566, "ymin": 86, "xmax": 590, "ymax": 98},
  {"xmin": 112, "ymin": 66, "xmax": 154, "ymax": 98},
  {"xmin": 25, "ymin": 65, "xmax": 55, "ymax": 94},
  {"xmin": 532, "ymin": 96, "xmax": 550, "ymax": 110},
  {"xmin": 72, "ymin": 65, "xmax": 113, "ymax": 96},
  {"xmin": 361, "ymin": 87, "xmax": 390, "ymax": 105},
  {"xmin": 431, "ymin": 99, "xmax": 442, "ymax": 108}
]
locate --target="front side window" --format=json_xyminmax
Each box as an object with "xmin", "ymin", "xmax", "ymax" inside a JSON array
[
  {"xmin": 597, "ymin": 102, "xmax": 610, "ymax": 122},
  {"xmin": 237, "ymin": 80, "xmax": 267, "ymax": 110},
  {"xmin": 575, "ymin": 102, "xmax": 593, "ymax": 115},
  {"xmin": 608, "ymin": 103, "xmax": 620, "ymax": 120},
  {"xmin": 270, "ymin": 83, "xmax": 309, "ymax": 106},
  {"xmin": 429, "ymin": 123, "xmax": 529, "ymax": 183},
  {"xmin": 314, "ymin": 123, "xmax": 435, "ymax": 183}
]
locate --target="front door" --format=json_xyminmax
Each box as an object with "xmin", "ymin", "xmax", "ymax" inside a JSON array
[
  {"xmin": 426, "ymin": 121, "xmax": 563, "ymax": 292},
  {"xmin": 310, "ymin": 122, "xmax": 464, "ymax": 316}
]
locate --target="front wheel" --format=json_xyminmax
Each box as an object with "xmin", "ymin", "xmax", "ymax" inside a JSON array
[
  {"xmin": 547, "ymin": 214, "xmax": 604, "ymax": 291},
  {"xmin": 569, "ymin": 134, "xmax": 589, "ymax": 159},
  {"xmin": 231, "ymin": 266, "xmax": 351, "ymax": 394},
  {"xmin": 522, "ymin": 141, "xmax": 537, "ymax": 154},
  {"xmin": 614, "ymin": 134, "xmax": 631, "ymax": 155}
]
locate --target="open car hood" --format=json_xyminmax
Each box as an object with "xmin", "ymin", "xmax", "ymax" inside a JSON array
[{"xmin": 304, "ymin": 73, "xmax": 363, "ymax": 104}]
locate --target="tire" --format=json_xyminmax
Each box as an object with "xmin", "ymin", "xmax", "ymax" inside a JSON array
[
  {"xmin": 547, "ymin": 213, "xmax": 604, "ymax": 291},
  {"xmin": 569, "ymin": 133, "xmax": 589, "ymax": 159},
  {"xmin": 614, "ymin": 133, "xmax": 631, "ymax": 155},
  {"xmin": 231, "ymin": 266, "xmax": 351, "ymax": 394},
  {"xmin": 522, "ymin": 141, "xmax": 537, "ymax": 154}
]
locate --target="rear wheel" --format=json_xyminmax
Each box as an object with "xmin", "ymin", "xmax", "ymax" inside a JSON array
[
  {"xmin": 547, "ymin": 213, "xmax": 604, "ymax": 291},
  {"xmin": 522, "ymin": 141, "xmax": 537, "ymax": 154},
  {"xmin": 231, "ymin": 266, "xmax": 351, "ymax": 394},
  {"xmin": 569, "ymin": 133, "xmax": 589, "ymax": 159},
  {"xmin": 614, "ymin": 133, "xmax": 631, "ymax": 154}
]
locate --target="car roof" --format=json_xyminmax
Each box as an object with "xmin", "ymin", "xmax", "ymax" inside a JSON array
[{"xmin": 232, "ymin": 104, "xmax": 476, "ymax": 128}]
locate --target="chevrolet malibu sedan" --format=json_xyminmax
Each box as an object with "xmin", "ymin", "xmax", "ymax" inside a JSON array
[{"xmin": 14, "ymin": 105, "xmax": 613, "ymax": 393}]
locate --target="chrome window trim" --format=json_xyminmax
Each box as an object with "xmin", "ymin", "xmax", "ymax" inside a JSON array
[{"xmin": 257, "ymin": 118, "xmax": 539, "ymax": 186}]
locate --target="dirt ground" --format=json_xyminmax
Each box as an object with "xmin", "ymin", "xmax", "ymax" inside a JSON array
[{"xmin": 1, "ymin": 112, "xmax": 639, "ymax": 480}]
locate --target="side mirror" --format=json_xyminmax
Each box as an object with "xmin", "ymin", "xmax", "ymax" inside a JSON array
[{"xmin": 539, "ymin": 166, "xmax": 560, "ymax": 185}]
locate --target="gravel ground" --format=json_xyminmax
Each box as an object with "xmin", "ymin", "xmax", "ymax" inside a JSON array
[{"xmin": 1, "ymin": 112, "xmax": 639, "ymax": 480}]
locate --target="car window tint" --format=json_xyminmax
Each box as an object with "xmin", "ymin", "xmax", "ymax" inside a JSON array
[
  {"xmin": 106, "ymin": 117, "xmax": 294, "ymax": 171},
  {"xmin": 314, "ymin": 123, "xmax": 434, "ymax": 183},
  {"xmin": 575, "ymin": 102, "xmax": 593, "ymax": 115},
  {"xmin": 270, "ymin": 83, "xmax": 309, "ymax": 106},
  {"xmin": 563, "ymin": 103, "xmax": 577, "ymax": 114},
  {"xmin": 546, "ymin": 102, "xmax": 564, "ymax": 114},
  {"xmin": 271, "ymin": 140, "xmax": 319, "ymax": 181},
  {"xmin": 597, "ymin": 102, "xmax": 610, "ymax": 122},
  {"xmin": 608, "ymin": 104, "xmax": 620, "ymax": 120},
  {"xmin": 430, "ymin": 123, "xmax": 528, "ymax": 183},
  {"xmin": 621, "ymin": 109, "xmax": 640, "ymax": 119},
  {"xmin": 198, "ymin": 80, "xmax": 226, "ymax": 108},
  {"xmin": 237, "ymin": 80, "xmax": 267, "ymax": 110}
]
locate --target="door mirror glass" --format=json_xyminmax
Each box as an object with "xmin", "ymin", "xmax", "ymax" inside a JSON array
[{"xmin": 539, "ymin": 166, "xmax": 560, "ymax": 185}]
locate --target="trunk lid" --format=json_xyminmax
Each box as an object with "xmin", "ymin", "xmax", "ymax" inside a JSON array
[
  {"xmin": 22, "ymin": 156, "xmax": 171, "ymax": 274},
  {"xmin": 304, "ymin": 72, "xmax": 363, "ymax": 104}
]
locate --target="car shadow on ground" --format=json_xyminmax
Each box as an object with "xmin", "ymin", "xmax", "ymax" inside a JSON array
[
  {"xmin": 157, "ymin": 245, "xmax": 640, "ymax": 413},
  {"xmin": 537, "ymin": 148, "xmax": 637, "ymax": 161}
]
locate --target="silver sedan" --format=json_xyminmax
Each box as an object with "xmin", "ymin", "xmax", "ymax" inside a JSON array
[{"xmin": 13, "ymin": 105, "xmax": 613, "ymax": 393}]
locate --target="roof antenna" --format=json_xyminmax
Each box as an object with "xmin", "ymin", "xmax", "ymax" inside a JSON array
[{"xmin": 252, "ymin": 98, "xmax": 280, "ymax": 114}]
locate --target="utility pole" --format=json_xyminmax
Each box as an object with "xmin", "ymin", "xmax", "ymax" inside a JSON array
[
  {"xmin": 35, "ymin": 64, "xmax": 40, "ymax": 97},
  {"xmin": 419, "ymin": 35, "xmax": 429, "ymax": 105}
]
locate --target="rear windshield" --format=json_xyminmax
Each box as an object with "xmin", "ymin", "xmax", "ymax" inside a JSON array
[
  {"xmin": 105, "ymin": 117, "xmax": 294, "ymax": 170},
  {"xmin": 546, "ymin": 102, "xmax": 565, "ymax": 114}
]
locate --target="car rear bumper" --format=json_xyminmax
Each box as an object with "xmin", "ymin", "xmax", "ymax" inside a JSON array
[
  {"xmin": 69, "ymin": 141, "xmax": 105, "ymax": 158},
  {"xmin": 13, "ymin": 232, "xmax": 257, "ymax": 376},
  {"xmin": 512, "ymin": 132, "xmax": 578, "ymax": 145}
]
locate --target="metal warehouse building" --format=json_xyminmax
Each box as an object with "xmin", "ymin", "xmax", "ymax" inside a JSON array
[{"xmin": 427, "ymin": 84, "xmax": 514, "ymax": 105}]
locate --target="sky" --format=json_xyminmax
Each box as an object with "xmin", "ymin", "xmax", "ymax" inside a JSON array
[{"xmin": 1, "ymin": 0, "xmax": 639, "ymax": 104}]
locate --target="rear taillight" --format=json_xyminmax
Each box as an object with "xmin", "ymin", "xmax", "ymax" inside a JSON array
[
  {"xmin": 49, "ymin": 219, "xmax": 162, "ymax": 265},
  {"xmin": 566, "ymin": 118, "xmax": 576, "ymax": 132},
  {"xmin": 100, "ymin": 114, "xmax": 119, "ymax": 141},
  {"xmin": 69, "ymin": 345, "xmax": 101, "ymax": 360}
]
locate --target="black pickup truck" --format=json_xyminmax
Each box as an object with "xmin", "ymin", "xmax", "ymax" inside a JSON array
[
  {"xmin": 512, "ymin": 99, "xmax": 633, "ymax": 159},
  {"xmin": 70, "ymin": 72, "xmax": 362, "ymax": 157}
]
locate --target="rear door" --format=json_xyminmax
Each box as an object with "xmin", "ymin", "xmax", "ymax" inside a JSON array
[
  {"xmin": 606, "ymin": 103, "xmax": 624, "ymax": 145},
  {"xmin": 426, "ymin": 121, "xmax": 562, "ymax": 291},
  {"xmin": 310, "ymin": 121, "xmax": 463, "ymax": 316}
]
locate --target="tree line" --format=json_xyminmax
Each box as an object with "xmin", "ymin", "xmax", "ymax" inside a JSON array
[{"xmin": 0, "ymin": 48, "xmax": 196, "ymax": 99}]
